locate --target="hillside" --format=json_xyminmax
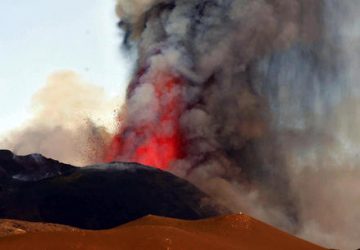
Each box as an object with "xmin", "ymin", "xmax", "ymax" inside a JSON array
[{"xmin": 0, "ymin": 214, "xmax": 326, "ymax": 250}]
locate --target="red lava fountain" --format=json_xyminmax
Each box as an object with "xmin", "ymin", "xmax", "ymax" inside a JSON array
[{"xmin": 105, "ymin": 70, "xmax": 185, "ymax": 170}]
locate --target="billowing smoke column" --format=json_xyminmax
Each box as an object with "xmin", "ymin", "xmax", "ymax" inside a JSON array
[
  {"xmin": 109, "ymin": 0, "xmax": 360, "ymax": 249},
  {"xmin": 107, "ymin": 0, "xmax": 321, "ymax": 170}
]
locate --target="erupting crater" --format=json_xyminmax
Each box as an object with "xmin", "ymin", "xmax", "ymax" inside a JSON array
[{"xmin": 105, "ymin": 70, "xmax": 186, "ymax": 170}]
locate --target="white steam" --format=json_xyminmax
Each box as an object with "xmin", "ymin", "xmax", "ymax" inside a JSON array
[{"xmin": 0, "ymin": 71, "xmax": 121, "ymax": 166}]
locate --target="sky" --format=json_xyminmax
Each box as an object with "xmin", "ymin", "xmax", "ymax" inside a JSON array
[{"xmin": 0, "ymin": 0, "xmax": 133, "ymax": 133}]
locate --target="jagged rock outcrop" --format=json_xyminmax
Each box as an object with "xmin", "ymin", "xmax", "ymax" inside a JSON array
[{"xmin": 0, "ymin": 150, "xmax": 75, "ymax": 181}]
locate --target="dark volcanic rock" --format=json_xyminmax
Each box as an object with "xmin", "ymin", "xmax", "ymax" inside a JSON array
[
  {"xmin": 0, "ymin": 150, "xmax": 75, "ymax": 181},
  {"xmin": 0, "ymin": 151, "xmax": 222, "ymax": 229}
]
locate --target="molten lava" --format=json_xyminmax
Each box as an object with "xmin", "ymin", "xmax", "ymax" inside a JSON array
[{"xmin": 105, "ymin": 71, "xmax": 185, "ymax": 170}]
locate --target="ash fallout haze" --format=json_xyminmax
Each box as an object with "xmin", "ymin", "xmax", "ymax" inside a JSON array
[{"xmin": 1, "ymin": 1, "xmax": 360, "ymax": 250}]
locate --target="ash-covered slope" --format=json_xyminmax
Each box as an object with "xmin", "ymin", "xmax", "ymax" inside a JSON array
[
  {"xmin": 0, "ymin": 215, "xmax": 326, "ymax": 250},
  {"xmin": 0, "ymin": 219, "xmax": 79, "ymax": 238},
  {"xmin": 0, "ymin": 151, "xmax": 222, "ymax": 229}
]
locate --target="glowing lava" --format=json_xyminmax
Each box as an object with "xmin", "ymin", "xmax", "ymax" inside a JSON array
[{"xmin": 105, "ymin": 71, "xmax": 185, "ymax": 170}]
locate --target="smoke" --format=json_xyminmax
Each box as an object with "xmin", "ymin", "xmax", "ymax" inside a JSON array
[
  {"xmin": 253, "ymin": 1, "xmax": 360, "ymax": 248},
  {"xmin": 0, "ymin": 71, "xmax": 120, "ymax": 166},
  {"xmin": 0, "ymin": 1, "xmax": 357, "ymax": 248},
  {"xmin": 113, "ymin": 0, "xmax": 360, "ymax": 249}
]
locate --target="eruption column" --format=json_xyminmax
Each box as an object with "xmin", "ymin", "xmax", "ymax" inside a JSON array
[{"xmin": 104, "ymin": 0, "xmax": 360, "ymax": 248}]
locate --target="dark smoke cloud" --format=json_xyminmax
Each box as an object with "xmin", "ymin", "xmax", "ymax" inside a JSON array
[
  {"xmin": 116, "ymin": 0, "xmax": 360, "ymax": 249},
  {"xmin": 0, "ymin": 71, "xmax": 120, "ymax": 166}
]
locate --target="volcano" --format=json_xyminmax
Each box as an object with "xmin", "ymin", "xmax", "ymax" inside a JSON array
[
  {"xmin": 0, "ymin": 150, "xmax": 222, "ymax": 229},
  {"xmin": 2, "ymin": 0, "xmax": 360, "ymax": 248},
  {"xmin": 0, "ymin": 151, "xmax": 330, "ymax": 249}
]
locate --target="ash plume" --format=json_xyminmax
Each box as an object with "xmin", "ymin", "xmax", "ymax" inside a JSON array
[
  {"xmin": 0, "ymin": 71, "xmax": 120, "ymax": 166},
  {"xmin": 113, "ymin": 0, "xmax": 360, "ymax": 249}
]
